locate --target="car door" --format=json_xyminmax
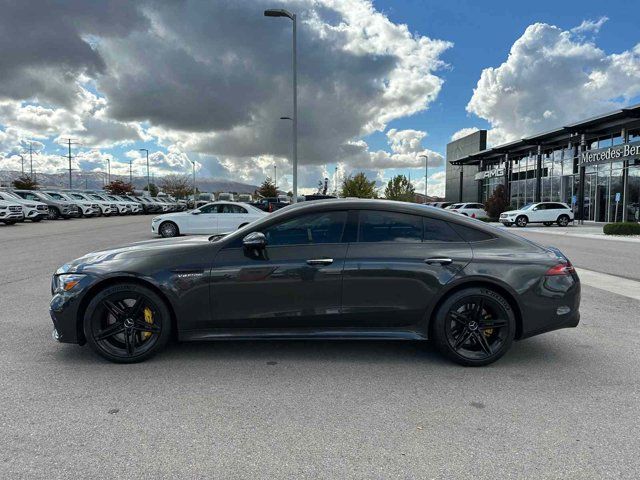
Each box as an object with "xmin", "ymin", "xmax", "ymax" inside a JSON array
[
  {"xmin": 208, "ymin": 210, "xmax": 349, "ymax": 329},
  {"xmin": 341, "ymin": 210, "xmax": 473, "ymax": 328},
  {"xmin": 216, "ymin": 203, "xmax": 246, "ymax": 232},
  {"xmin": 189, "ymin": 203, "xmax": 219, "ymax": 234}
]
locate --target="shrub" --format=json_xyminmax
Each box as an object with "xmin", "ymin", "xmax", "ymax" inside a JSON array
[{"xmin": 603, "ymin": 222, "xmax": 640, "ymax": 236}]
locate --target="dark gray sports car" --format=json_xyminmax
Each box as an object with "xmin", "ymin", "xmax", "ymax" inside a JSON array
[{"xmin": 50, "ymin": 199, "xmax": 580, "ymax": 366}]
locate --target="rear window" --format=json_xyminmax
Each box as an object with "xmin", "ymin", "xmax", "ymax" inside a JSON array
[
  {"xmin": 423, "ymin": 217, "xmax": 463, "ymax": 242},
  {"xmin": 450, "ymin": 223, "xmax": 494, "ymax": 242}
]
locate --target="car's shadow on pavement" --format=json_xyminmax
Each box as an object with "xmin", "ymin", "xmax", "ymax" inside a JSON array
[{"xmin": 53, "ymin": 334, "xmax": 575, "ymax": 371}]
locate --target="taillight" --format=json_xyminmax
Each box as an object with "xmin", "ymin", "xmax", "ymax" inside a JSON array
[{"xmin": 546, "ymin": 262, "xmax": 575, "ymax": 276}]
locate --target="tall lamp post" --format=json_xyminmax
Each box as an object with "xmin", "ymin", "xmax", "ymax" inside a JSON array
[
  {"xmin": 265, "ymin": 8, "xmax": 297, "ymax": 203},
  {"xmin": 190, "ymin": 159, "xmax": 197, "ymax": 208},
  {"xmin": 18, "ymin": 154, "xmax": 24, "ymax": 175},
  {"xmin": 139, "ymin": 148, "xmax": 150, "ymax": 193},
  {"xmin": 419, "ymin": 154, "xmax": 428, "ymax": 204},
  {"xmin": 106, "ymin": 157, "xmax": 111, "ymax": 184},
  {"xmin": 273, "ymin": 164, "xmax": 277, "ymax": 191}
]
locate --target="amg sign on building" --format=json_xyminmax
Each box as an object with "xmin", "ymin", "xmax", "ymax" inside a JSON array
[{"xmin": 579, "ymin": 141, "xmax": 640, "ymax": 166}]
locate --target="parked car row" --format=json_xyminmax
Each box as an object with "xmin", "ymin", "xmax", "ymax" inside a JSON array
[{"xmin": 0, "ymin": 188, "xmax": 187, "ymax": 225}]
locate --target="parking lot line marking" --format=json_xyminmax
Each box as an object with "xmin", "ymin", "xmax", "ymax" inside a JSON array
[{"xmin": 576, "ymin": 268, "xmax": 640, "ymax": 302}]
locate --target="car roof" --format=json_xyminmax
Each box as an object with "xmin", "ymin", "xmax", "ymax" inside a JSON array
[{"xmin": 268, "ymin": 198, "xmax": 499, "ymax": 233}]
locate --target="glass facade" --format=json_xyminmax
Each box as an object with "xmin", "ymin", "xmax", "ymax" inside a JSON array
[{"xmin": 477, "ymin": 129, "xmax": 640, "ymax": 222}]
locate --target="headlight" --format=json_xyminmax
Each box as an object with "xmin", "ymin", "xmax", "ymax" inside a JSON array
[
  {"xmin": 56, "ymin": 274, "xmax": 86, "ymax": 292},
  {"xmin": 152, "ymin": 217, "xmax": 161, "ymax": 223}
]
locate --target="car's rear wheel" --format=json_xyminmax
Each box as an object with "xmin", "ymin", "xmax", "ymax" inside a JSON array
[
  {"xmin": 84, "ymin": 283, "xmax": 172, "ymax": 363},
  {"xmin": 159, "ymin": 221, "xmax": 179, "ymax": 238},
  {"xmin": 515, "ymin": 215, "xmax": 528, "ymax": 227},
  {"xmin": 432, "ymin": 287, "xmax": 515, "ymax": 366},
  {"xmin": 557, "ymin": 215, "xmax": 570, "ymax": 227}
]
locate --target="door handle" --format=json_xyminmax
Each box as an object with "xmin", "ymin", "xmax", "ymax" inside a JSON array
[
  {"xmin": 306, "ymin": 258, "xmax": 334, "ymax": 266},
  {"xmin": 424, "ymin": 258, "xmax": 453, "ymax": 265}
]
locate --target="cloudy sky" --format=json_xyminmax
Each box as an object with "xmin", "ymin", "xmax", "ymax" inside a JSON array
[{"xmin": 1, "ymin": 0, "xmax": 639, "ymax": 196}]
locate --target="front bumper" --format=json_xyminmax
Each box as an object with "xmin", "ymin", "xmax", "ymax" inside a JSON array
[{"xmin": 0, "ymin": 211, "xmax": 24, "ymax": 221}]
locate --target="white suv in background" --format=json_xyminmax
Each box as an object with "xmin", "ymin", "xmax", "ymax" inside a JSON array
[
  {"xmin": 0, "ymin": 190, "xmax": 48, "ymax": 222},
  {"xmin": 446, "ymin": 202, "xmax": 489, "ymax": 219},
  {"xmin": 500, "ymin": 202, "xmax": 574, "ymax": 227}
]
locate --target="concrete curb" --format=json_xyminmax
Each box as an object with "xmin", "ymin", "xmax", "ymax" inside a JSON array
[{"xmin": 488, "ymin": 223, "xmax": 640, "ymax": 244}]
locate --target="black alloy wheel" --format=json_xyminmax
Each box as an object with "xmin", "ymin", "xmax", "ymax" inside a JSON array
[
  {"xmin": 159, "ymin": 221, "xmax": 179, "ymax": 238},
  {"xmin": 84, "ymin": 283, "xmax": 171, "ymax": 363},
  {"xmin": 432, "ymin": 287, "xmax": 515, "ymax": 366},
  {"xmin": 515, "ymin": 215, "xmax": 528, "ymax": 227},
  {"xmin": 48, "ymin": 207, "xmax": 60, "ymax": 220},
  {"xmin": 557, "ymin": 215, "xmax": 570, "ymax": 227}
]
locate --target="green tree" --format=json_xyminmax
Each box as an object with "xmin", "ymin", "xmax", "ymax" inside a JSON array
[
  {"xmin": 12, "ymin": 175, "xmax": 39, "ymax": 190},
  {"xmin": 104, "ymin": 179, "xmax": 135, "ymax": 195},
  {"xmin": 143, "ymin": 183, "xmax": 159, "ymax": 197},
  {"xmin": 384, "ymin": 174, "xmax": 415, "ymax": 202},
  {"xmin": 340, "ymin": 172, "xmax": 377, "ymax": 198},
  {"xmin": 257, "ymin": 177, "xmax": 277, "ymax": 197},
  {"xmin": 484, "ymin": 184, "xmax": 509, "ymax": 219}
]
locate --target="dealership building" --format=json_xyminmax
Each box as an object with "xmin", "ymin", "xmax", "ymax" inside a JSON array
[{"xmin": 445, "ymin": 104, "xmax": 640, "ymax": 222}]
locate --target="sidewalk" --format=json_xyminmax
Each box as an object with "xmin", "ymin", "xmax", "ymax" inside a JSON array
[{"xmin": 489, "ymin": 221, "xmax": 640, "ymax": 244}]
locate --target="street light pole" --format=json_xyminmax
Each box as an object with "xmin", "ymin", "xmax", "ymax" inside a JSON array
[
  {"xmin": 18, "ymin": 155, "xmax": 24, "ymax": 175},
  {"xmin": 129, "ymin": 160, "xmax": 133, "ymax": 184},
  {"xmin": 265, "ymin": 8, "xmax": 297, "ymax": 203},
  {"xmin": 274, "ymin": 164, "xmax": 277, "ymax": 191},
  {"xmin": 139, "ymin": 148, "xmax": 150, "ymax": 193},
  {"xmin": 106, "ymin": 157, "xmax": 111, "ymax": 184},
  {"xmin": 190, "ymin": 159, "xmax": 197, "ymax": 208},
  {"xmin": 419, "ymin": 154, "xmax": 428, "ymax": 204}
]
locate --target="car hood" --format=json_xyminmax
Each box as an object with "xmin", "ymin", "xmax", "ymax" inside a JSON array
[
  {"xmin": 60, "ymin": 235, "xmax": 215, "ymax": 274},
  {"xmin": 501, "ymin": 210, "xmax": 520, "ymax": 215}
]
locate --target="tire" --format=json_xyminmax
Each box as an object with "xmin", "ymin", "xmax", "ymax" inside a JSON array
[
  {"xmin": 515, "ymin": 215, "xmax": 528, "ymax": 227},
  {"xmin": 48, "ymin": 207, "xmax": 60, "ymax": 220},
  {"xmin": 543, "ymin": 222, "xmax": 553, "ymax": 226},
  {"xmin": 557, "ymin": 215, "xmax": 570, "ymax": 227},
  {"xmin": 431, "ymin": 287, "xmax": 516, "ymax": 367},
  {"xmin": 2, "ymin": 220, "xmax": 16, "ymax": 225},
  {"xmin": 159, "ymin": 221, "xmax": 179, "ymax": 238},
  {"xmin": 83, "ymin": 283, "xmax": 172, "ymax": 363}
]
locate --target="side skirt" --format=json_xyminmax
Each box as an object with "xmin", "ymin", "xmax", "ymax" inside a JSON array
[{"xmin": 180, "ymin": 328, "xmax": 427, "ymax": 342}]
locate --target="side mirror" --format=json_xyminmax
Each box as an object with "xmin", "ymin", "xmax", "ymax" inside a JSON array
[
  {"xmin": 191, "ymin": 209, "xmax": 201, "ymax": 215},
  {"xmin": 243, "ymin": 231, "xmax": 267, "ymax": 249},
  {"xmin": 532, "ymin": 207, "xmax": 538, "ymax": 211}
]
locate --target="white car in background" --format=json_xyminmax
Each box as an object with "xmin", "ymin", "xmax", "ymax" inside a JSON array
[
  {"xmin": 0, "ymin": 190, "xmax": 48, "ymax": 222},
  {"xmin": 152, "ymin": 201, "xmax": 267, "ymax": 238},
  {"xmin": 68, "ymin": 192, "xmax": 116, "ymax": 216},
  {"xmin": 446, "ymin": 202, "xmax": 489, "ymax": 219},
  {"xmin": 0, "ymin": 199, "xmax": 25, "ymax": 225},
  {"xmin": 500, "ymin": 202, "xmax": 574, "ymax": 228},
  {"xmin": 43, "ymin": 191, "xmax": 99, "ymax": 217}
]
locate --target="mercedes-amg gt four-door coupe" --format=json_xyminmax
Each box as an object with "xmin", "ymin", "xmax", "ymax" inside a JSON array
[{"xmin": 50, "ymin": 200, "xmax": 580, "ymax": 366}]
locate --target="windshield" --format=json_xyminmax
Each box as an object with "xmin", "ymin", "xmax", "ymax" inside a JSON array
[
  {"xmin": 3, "ymin": 191, "xmax": 21, "ymax": 199},
  {"xmin": 46, "ymin": 192, "xmax": 66, "ymax": 200},
  {"xmin": 448, "ymin": 203, "xmax": 463, "ymax": 209},
  {"xmin": 70, "ymin": 193, "xmax": 86, "ymax": 200},
  {"xmin": 521, "ymin": 203, "xmax": 535, "ymax": 211},
  {"xmin": 90, "ymin": 194, "xmax": 105, "ymax": 201}
]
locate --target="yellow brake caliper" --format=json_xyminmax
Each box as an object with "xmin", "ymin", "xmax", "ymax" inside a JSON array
[{"xmin": 142, "ymin": 307, "xmax": 154, "ymax": 340}]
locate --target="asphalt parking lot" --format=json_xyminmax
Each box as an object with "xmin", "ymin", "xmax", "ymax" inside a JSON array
[{"xmin": 1, "ymin": 216, "xmax": 639, "ymax": 479}]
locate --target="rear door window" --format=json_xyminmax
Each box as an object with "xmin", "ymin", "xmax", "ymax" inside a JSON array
[{"xmin": 358, "ymin": 211, "xmax": 423, "ymax": 243}]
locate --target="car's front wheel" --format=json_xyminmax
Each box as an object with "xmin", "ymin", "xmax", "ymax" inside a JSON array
[
  {"xmin": 557, "ymin": 215, "xmax": 570, "ymax": 227},
  {"xmin": 48, "ymin": 207, "xmax": 60, "ymax": 220},
  {"xmin": 515, "ymin": 215, "xmax": 528, "ymax": 227},
  {"xmin": 84, "ymin": 283, "xmax": 172, "ymax": 363},
  {"xmin": 431, "ymin": 287, "xmax": 515, "ymax": 366},
  {"xmin": 159, "ymin": 221, "xmax": 179, "ymax": 238}
]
